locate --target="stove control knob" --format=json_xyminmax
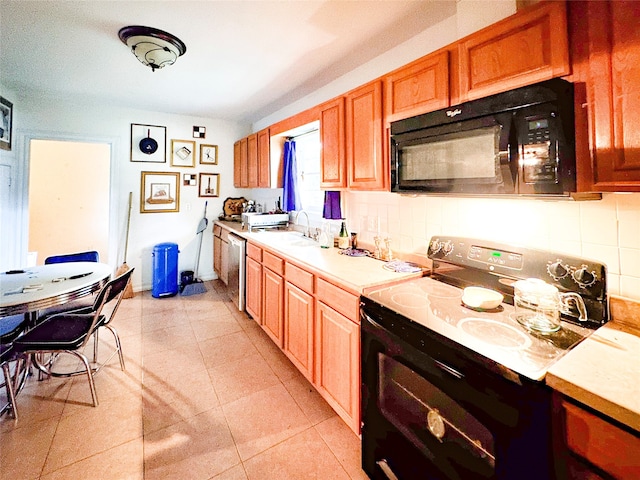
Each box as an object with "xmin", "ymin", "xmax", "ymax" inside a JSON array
[
  {"xmin": 429, "ymin": 239, "xmax": 442, "ymax": 254},
  {"xmin": 573, "ymin": 265, "xmax": 597, "ymax": 288},
  {"xmin": 547, "ymin": 260, "xmax": 569, "ymax": 280},
  {"xmin": 441, "ymin": 241, "xmax": 454, "ymax": 256}
]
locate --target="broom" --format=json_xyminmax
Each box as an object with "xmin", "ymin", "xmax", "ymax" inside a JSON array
[
  {"xmin": 116, "ymin": 191, "xmax": 134, "ymax": 298},
  {"xmin": 181, "ymin": 201, "xmax": 208, "ymax": 296}
]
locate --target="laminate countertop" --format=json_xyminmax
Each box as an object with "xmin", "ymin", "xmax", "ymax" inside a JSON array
[
  {"xmin": 547, "ymin": 297, "xmax": 640, "ymax": 434},
  {"xmin": 215, "ymin": 220, "xmax": 425, "ymax": 294}
]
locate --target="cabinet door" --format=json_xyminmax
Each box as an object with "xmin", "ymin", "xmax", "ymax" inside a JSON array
[
  {"xmin": 384, "ymin": 51, "xmax": 450, "ymax": 122},
  {"xmin": 346, "ymin": 81, "xmax": 386, "ymax": 190},
  {"xmin": 561, "ymin": 398, "xmax": 640, "ymax": 479},
  {"xmin": 320, "ymin": 97, "xmax": 346, "ymax": 189},
  {"xmin": 213, "ymin": 235, "xmax": 222, "ymax": 277},
  {"xmin": 257, "ymin": 128, "xmax": 271, "ymax": 188},
  {"xmin": 262, "ymin": 267, "xmax": 284, "ymax": 347},
  {"xmin": 246, "ymin": 256, "xmax": 262, "ymax": 323},
  {"xmin": 233, "ymin": 140, "xmax": 242, "ymax": 188},
  {"xmin": 235, "ymin": 137, "xmax": 249, "ymax": 188},
  {"xmin": 315, "ymin": 301, "xmax": 360, "ymax": 434},
  {"xmin": 247, "ymin": 133, "xmax": 258, "ymax": 188},
  {"xmin": 219, "ymin": 239, "xmax": 229, "ymax": 285},
  {"xmin": 584, "ymin": 1, "xmax": 640, "ymax": 190},
  {"xmin": 458, "ymin": 1, "xmax": 570, "ymax": 102},
  {"xmin": 284, "ymin": 282, "xmax": 314, "ymax": 381}
]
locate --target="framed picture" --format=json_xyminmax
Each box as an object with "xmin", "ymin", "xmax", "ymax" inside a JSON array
[
  {"xmin": 130, "ymin": 123, "xmax": 166, "ymax": 163},
  {"xmin": 0, "ymin": 96, "xmax": 13, "ymax": 151},
  {"xmin": 199, "ymin": 173, "xmax": 220, "ymax": 197},
  {"xmin": 171, "ymin": 139, "xmax": 196, "ymax": 167},
  {"xmin": 193, "ymin": 126, "xmax": 206, "ymax": 138},
  {"xmin": 183, "ymin": 173, "xmax": 197, "ymax": 186},
  {"xmin": 140, "ymin": 171, "xmax": 180, "ymax": 213},
  {"xmin": 199, "ymin": 144, "xmax": 218, "ymax": 165}
]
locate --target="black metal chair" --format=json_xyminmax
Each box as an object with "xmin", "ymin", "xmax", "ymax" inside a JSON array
[
  {"xmin": 0, "ymin": 315, "xmax": 30, "ymax": 420},
  {"xmin": 44, "ymin": 250, "xmax": 100, "ymax": 265},
  {"xmin": 0, "ymin": 345, "xmax": 26, "ymax": 420},
  {"xmin": 40, "ymin": 250, "xmax": 101, "ymax": 317},
  {"xmin": 12, "ymin": 268, "xmax": 134, "ymax": 407},
  {"xmin": 59, "ymin": 267, "xmax": 135, "ymax": 370}
]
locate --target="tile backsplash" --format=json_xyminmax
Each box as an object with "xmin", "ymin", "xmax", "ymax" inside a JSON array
[{"xmin": 345, "ymin": 192, "xmax": 640, "ymax": 300}]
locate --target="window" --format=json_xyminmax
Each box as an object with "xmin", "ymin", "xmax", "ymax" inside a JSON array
[{"xmin": 292, "ymin": 128, "xmax": 323, "ymax": 226}]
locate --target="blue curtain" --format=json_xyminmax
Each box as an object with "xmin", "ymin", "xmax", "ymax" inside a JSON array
[
  {"xmin": 282, "ymin": 139, "xmax": 301, "ymax": 211},
  {"xmin": 323, "ymin": 191, "xmax": 342, "ymax": 219}
]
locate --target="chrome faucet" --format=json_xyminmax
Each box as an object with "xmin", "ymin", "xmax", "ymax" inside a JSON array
[{"xmin": 294, "ymin": 210, "xmax": 311, "ymax": 238}]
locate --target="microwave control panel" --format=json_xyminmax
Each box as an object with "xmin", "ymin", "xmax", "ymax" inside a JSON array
[{"xmin": 520, "ymin": 114, "xmax": 558, "ymax": 184}]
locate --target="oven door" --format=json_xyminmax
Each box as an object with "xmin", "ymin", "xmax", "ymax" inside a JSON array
[
  {"xmin": 390, "ymin": 113, "xmax": 517, "ymax": 195},
  {"xmin": 361, "ymin": 312, "xmax": 495, "ymax": 480},
  {"xmin": 361, "ymin": 303, "xmax": 555, "ymax": 480}
]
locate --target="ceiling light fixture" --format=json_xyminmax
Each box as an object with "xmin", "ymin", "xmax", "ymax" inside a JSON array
[{"xmin": 118, "ymin": 25, "xmax": 186, "ymax": 72}]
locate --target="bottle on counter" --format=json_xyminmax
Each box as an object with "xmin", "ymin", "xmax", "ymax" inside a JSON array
[
  {"xmin": 319, "ymin": 222, "xmax": 332, "ymax": 249},
  {"xmin": 338, "ymin": 220, "xmax": 350, "ymax": 249}
]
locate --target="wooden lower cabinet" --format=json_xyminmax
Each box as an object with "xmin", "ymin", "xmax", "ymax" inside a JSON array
[
  {"xmin": 554, "ymin": 394, "xmax": 640, "ymax": 479},
  {"xmin": 283, "ymin": 282, "xmax": 314, "ymax": 380},
  {"xmin": 314, "ymin": 300, "xmax": 360, "ymax": 434},
  {"xmin": 213, "ymin": 225, "xmax": 229, "ymax": 285},
  {"xmin": 262, "ymin": 267, "xmax": 284, "ymax": 347},
  {"xmin": 245, "ymin": 256, "xmax": 262, "ymax": 323}
]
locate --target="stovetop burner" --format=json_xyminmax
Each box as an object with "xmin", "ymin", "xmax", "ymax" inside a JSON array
[{"xmin": 458, "ymin": 317, "xmax": 532, "ymax": 350}]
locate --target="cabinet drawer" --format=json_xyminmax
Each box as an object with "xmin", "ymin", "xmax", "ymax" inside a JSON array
[
  {"xmin": 285, "ymin": 262, "xmax": 314, "ymax": 294},
  {"xmin": 317, "ymin": 278, "xmax": 359, "ymax": 322},
  {"xmin": 562, "ymin": 400, "xmax": 640, "ymax": 479},
  {"xmin": 213, "ymin": 224, "xmax": 222, "ymax": 237},
  {"xmin": 220, "ymin": 228, "xmax": 230, "ymax": 242},
  {"xmin": 247, "ymin": 242, "xmax": 262, "ymax": 262},
  {"xmin": 262, "ymin": 250, "xmax": 284, "ymax": 275}
]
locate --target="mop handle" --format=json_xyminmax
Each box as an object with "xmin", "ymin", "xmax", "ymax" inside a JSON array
[{"xmin": 123, "ymin": 192, "xmax": 133, "ymax": 263}]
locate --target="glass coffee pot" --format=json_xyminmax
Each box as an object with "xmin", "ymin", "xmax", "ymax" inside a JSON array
[{"xmin": 513, "ymin": 278, "xmax": 588, "ymax": 333}]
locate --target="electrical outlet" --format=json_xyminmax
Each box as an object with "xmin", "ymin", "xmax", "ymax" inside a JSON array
[{"xmin": 186, "ymin": 202, "xmax": 191, "ymax": 211}]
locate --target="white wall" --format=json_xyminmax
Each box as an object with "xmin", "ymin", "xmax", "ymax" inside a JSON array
[
  {"xmin": 6, "ymin": 92, "xmax": 251, "ymax": 292},
  {"xmin": 249, "ymin": 0, "xmax": 640, "ymax": 302}
]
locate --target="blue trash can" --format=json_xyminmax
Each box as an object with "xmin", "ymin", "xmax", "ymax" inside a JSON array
[{"xmin": 152, "ymin": 243, "xmax": 179, "ymax": 298}]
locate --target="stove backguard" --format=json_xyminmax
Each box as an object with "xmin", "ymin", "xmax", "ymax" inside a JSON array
[{"xmin": 428, "ymin": 236, "xmax": 608, "ymax": 329}]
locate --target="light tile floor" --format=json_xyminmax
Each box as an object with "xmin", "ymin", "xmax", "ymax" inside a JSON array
[{"xmin": 0, "ymin": 280, "xmax": 368, "ymax": 480}]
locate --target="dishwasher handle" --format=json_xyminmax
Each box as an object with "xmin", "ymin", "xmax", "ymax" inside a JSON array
[{"xmin": 228, "ymin": 234, "xmax": 244, "ymax": 247}]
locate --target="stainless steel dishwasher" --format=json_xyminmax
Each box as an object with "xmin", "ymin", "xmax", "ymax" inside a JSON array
[{"xmin": 227, "ymin": 233, "xmax": 246, "ymax": 311}]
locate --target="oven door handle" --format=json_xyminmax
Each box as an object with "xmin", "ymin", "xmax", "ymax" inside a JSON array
[
  {"xmin": 434, "ymin": 359, "xmax": 465, "ymax": 380},
  {"xmin": 376, "ymin": 459, "xmax": 400, "ymax": 480}
]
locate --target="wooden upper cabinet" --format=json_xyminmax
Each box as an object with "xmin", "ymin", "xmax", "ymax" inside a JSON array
[
  {"xmin": 233, "ymin": 140, "xmax": 242, "ymax": 188},
  {"xmin": 346, "ymin": 80, "xmax": 386, "ymax": 190},
  {"xmin": 257, "ymin": 128, "xmax": 271, "ymax": 188},
  {"xmin": 320, "ymin": 97, "xmax": 346, "ymax": 189},
  {"xmin": 247, "ymin": 133, "xmax": 258, "ymax": 188},
  {"xmin": 234, "ymin": 137, "xmax": 249, "ymax": 188},
  {"xmin": 578, "ymin": 0, "xmax": 640, "ymax": 190},
  {"xmin": 457, "ymin": 1, "xmax": 570, "ymax": 102},
  {"xmin": 384, "ymin": 50, "xmax": 450, "ymax": 122}
]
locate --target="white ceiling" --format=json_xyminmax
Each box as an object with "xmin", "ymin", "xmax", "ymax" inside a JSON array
[{"xmin": 0, "ymin": 0, "xmax": 457, "ymax": 124}]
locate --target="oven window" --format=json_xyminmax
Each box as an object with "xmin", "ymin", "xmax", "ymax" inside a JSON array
[
  {"xmin": 378, "ymin": 353, "xmax": 495, "ymax": 478},
  {"xmin": 399, "ymin": 126, "xmax": 501, "ymax": 182}
]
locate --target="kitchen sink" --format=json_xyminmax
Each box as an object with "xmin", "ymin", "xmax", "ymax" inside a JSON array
[{"xmin": 251, "ymin": 231, "xmax": 318, "ymax": 247}]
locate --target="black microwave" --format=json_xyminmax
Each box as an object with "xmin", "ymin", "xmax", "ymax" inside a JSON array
[{"xmin": 390, "ymin": 79, "xmax": 576, "ymax": 197}]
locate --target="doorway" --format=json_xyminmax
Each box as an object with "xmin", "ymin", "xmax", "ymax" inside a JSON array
[{"xmin": 28, "ymin": 139, "xmax": 111, "ymax": 265}]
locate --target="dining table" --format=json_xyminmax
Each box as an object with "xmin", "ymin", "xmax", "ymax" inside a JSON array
[{"xmin": 0, "ymin": 262, "xmax": 112, "ymax": 318}]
